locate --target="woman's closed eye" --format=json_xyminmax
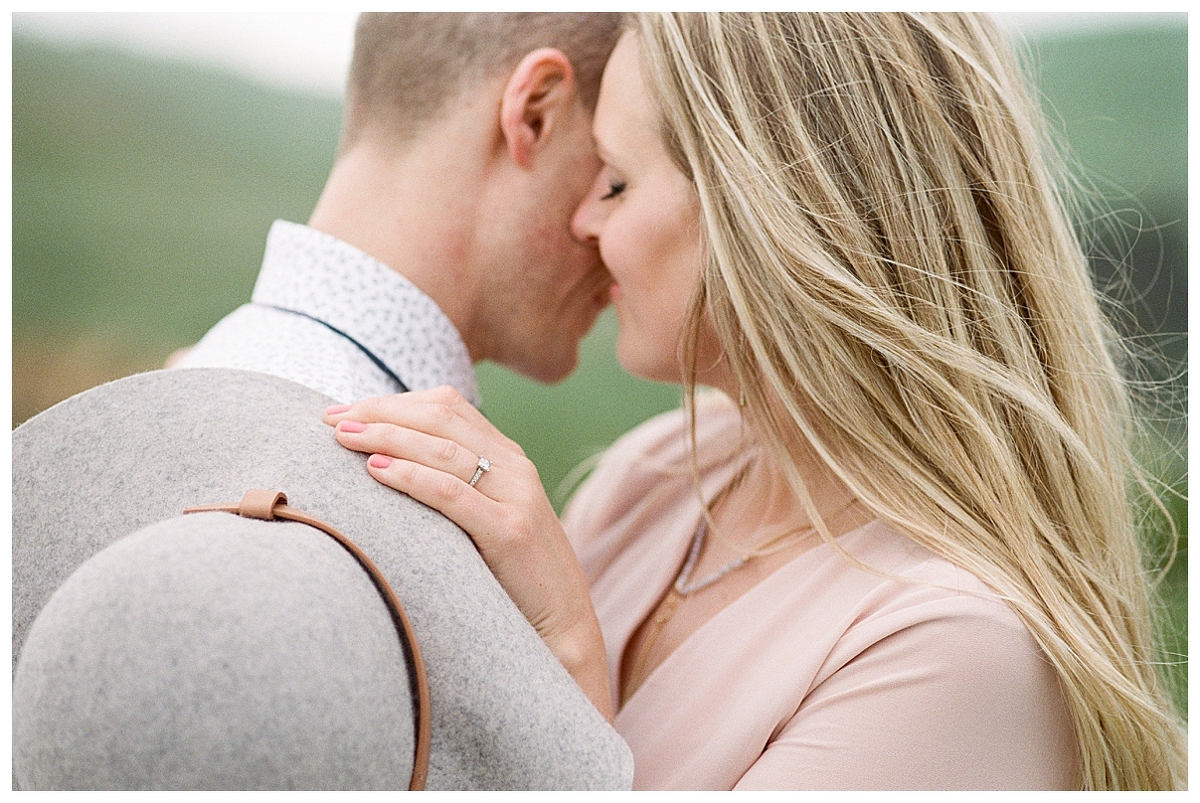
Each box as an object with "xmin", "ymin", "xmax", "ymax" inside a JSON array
[{"xmin": 600, "ymin": 180, "xmax": 627, "ymax": 201}]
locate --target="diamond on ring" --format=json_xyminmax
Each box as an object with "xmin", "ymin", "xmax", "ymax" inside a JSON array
[{"xmin": 469, "ymin": 456, "xmax": 492, "ymax": 487}]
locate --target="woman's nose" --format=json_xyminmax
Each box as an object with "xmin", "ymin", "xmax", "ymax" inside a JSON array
[{"xmin": 571, "ymin": 174, "xmax": 607, "ymax": 243}]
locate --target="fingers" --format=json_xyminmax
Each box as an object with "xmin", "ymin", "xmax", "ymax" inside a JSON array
[
  {"xmin": 332, "ymin": 418, "xmax": 485, "ymax": 487},
  {"xmin": 362, "ymin": 453, "xmax": 506, "ymax": 544},
  {"xmin": 361, "ymin": 443, "xmax": 551, "ymax": 591},
  {"xmin": 324, "ymin": 386, "xmax": 523, "ymax": 500},
  {"xmin": 324, "ymin": 386, "xmax": 513, "ymax": 454}
]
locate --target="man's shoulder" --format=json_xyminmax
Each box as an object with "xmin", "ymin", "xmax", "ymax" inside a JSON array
[{"xmin": 175, "ymin": 305, "xmax": 396, "ymax": 404}]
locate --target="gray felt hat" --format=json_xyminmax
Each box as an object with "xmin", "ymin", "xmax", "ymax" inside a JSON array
[{"xmin": 11, "ymin": 368, "xmax": 633, "ymax": 791}]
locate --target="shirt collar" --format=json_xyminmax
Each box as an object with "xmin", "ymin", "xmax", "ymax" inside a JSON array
[{"xmin": 251, "ymin": 220, "xmax": 480, "ymax": 406}]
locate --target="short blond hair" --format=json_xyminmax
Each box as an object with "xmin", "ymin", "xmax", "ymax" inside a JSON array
[
  {"xmin": 342, "ymin": 13, "xmax": 622, "ymax": 150},
  {"xmin": 637, "ymin": 12, "xmax": 1186, "ymax": 789}
]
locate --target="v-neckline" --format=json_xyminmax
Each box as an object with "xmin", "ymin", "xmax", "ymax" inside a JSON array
[{"xmin": 615, "ymin": 498, "xmax": 877, "ymax": 713}]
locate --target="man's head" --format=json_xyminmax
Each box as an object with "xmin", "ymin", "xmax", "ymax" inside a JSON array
[
  {"xmin": 311, "ymin": 13, "xmax": 623, "ymax": 383},
  {"xmin": 342, "ymin": 13, "xmax": 618, "ymax": 153}
]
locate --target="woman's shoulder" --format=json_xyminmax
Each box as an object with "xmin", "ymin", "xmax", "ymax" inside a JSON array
[
  {"xmin": 821, "ymin": 521, "xmax": 1039, "ymax": 660},
  {"xmin": 737, "ymin": 523, "xmax": 1080, "ymax": 790}
]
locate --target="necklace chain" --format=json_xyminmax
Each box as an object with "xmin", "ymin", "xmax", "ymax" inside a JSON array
[
  {"xmin": 619, "ymin": 464, "xmax": 858, "ymax": 707},
  {"xmin": 674, "ymin": 516, "xmax": 812, "ymax": 595},
  {"xmin": 672, "ymin": 461, "xmax": 815, "ymax": 596},
  {"xmin": 674, "ymin": 462, "xmax": 860, "ymax": 597}
]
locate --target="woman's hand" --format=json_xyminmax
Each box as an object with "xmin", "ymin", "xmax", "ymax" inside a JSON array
[{"xmin": 323, "ymin": 386, "xmax": 613, "ymax": 721}]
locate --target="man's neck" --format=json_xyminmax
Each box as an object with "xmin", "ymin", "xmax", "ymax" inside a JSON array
[{"xmin": 307, "ymin": 134, "xmax": 490, "ymax": 361}]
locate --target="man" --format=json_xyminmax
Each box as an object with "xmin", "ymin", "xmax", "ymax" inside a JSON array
[
  {"xmin": 177, "ymin": 13, "xmax": 620, "ymax": 404},
  {"xmin": 13, "ymin": 13, "xmax": 632, "ymax": 790}
]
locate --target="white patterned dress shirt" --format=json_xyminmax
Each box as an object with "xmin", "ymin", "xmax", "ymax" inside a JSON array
[{"xmin": 176, "ymin": 220, "xmax": 480, "ymax": 406}]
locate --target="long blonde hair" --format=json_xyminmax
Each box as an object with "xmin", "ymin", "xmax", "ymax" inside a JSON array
[{"xmin": 636, "ymin": 12, "xmax": 1185, "ymax": 789}]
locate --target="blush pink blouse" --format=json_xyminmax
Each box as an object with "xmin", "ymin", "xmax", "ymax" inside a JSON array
[{"xmin": 562, "ymin": 397, "xmax": 1080, "ymax": 790}]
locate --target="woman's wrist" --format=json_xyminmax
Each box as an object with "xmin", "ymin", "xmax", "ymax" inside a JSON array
[{"xmin": 544, "ymin": 615, "xmax": 614, "ymax": 722}]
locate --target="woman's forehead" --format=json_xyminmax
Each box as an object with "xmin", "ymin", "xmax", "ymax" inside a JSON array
[{"xmin": 593, "ymin": 33, "xmax": 659, "ymax": 163}]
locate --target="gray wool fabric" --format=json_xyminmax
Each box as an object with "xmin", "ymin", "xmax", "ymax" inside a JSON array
[{"xmin": 11, "ymin": 368, "xmax": 633, "ymax": 790}]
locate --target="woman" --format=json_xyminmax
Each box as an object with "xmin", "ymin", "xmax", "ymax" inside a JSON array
[{"xmin": 324, "ymin": 13, "xmax": 1186, "ymax": 789}]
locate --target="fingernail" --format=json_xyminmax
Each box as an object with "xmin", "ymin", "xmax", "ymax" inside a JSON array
[
  {"xmin": 325, "ymin": 404, "xmax": 351, "ymax": 415},
  {"xmin": 338, "ymin": 420, "xmax": 367, "ymax": 434},
  {"xmin": 369, "ymin": 454, "xmax": 392, "ymax": 469}
]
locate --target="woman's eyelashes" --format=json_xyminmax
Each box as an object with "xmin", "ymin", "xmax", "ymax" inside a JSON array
[{"xmin": 600, "ymin": 180, "xmax": 627, "ymax": 201}]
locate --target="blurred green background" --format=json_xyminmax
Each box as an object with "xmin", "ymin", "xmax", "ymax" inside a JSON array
[{"xmin": 11, "ymin": 20, "xmax": 1186, "ymax": 714}]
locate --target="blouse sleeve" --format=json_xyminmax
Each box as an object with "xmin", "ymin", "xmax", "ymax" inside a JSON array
[{"xmin": 734, "ymin": 611, "xmax": 1081, "ymax": 790}]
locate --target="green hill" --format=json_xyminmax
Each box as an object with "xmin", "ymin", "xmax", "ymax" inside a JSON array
[
  {"xmin": 1026, "ymin": 25, "xmax": 1187, "ymax": 208},
  {"xmin": 1023, "ymin": 26, "xmax": 1188, "ymax": 355},
  {"xmin": 12, "ymin": 36, "xmax": 341, "ymax": 343}
]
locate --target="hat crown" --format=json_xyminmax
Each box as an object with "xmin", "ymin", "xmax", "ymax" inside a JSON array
[{"xmin": 12, "ymin": 369, "xmax": 633, "ymax": 790}]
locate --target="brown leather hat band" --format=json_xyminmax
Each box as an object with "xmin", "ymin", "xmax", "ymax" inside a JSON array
[{"xmin": 185, "ymin": 490, "xmax": 431, "ymax": 791}]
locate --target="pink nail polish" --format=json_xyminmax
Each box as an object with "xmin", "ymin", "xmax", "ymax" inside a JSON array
[
  {"xmin": 338, "ymin": 420, "xmax": 367, "ymax": 434},
  {"xmin": 325, "ymin": 404, "xmax": 351, "ymax": 415},
  {"xmin": 369, "ymin": 454, "xmax": 392, "ymax": 469}
]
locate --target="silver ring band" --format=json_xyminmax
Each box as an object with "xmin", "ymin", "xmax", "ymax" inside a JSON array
[{"xmin": 468, "ymin": 456, "xmax": 492, "ymax": 487}]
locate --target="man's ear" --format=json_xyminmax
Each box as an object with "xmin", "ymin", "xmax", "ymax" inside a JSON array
[{"xmin": 499, "ymin": 48, "xmax": 578, "ymax": 170}]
